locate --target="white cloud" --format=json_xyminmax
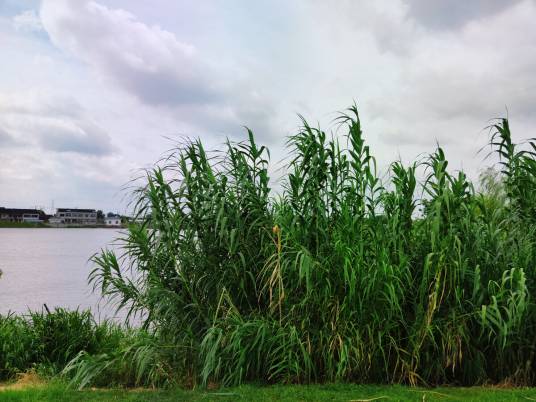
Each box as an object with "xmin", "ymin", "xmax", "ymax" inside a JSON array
[
  {"xmin": 405, "ymin": 0, "xmax": 523, "ymax": 30},
  {"xmin": 40, "ymin": 0, "xmax": 217, "ymax": 106},
  {"xmin": 283, "ymin": 0, "xmax": 536, "ymax": 175},
  {"xmin": 12, "ymin": 9, "xmax": 42, "ymax": 32},
  {"xmin": 39, "ymin": 0, "xmax": 283, "ymax": 144},
  {"xmin": 0, "ymin": 91, "xmax": 114, "ymax": 156},
  {"xmin": 0, "ymin": 90, "xmax": 130, "ymax": 211}
]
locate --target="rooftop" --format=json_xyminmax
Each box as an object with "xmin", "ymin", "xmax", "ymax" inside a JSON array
[
  {"xmin": 56, "ymin": 208, "xmax": 96, "ymax": 213},
  {"xmin": 0, "ymin": 207, "xmax": 46, "ymax": 215}
]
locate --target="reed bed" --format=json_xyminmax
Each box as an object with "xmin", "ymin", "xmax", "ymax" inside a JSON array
[
  {"xmin": 70, "ymin": 106, "xmax": 536, "ymax": 388},
  {"xmin": 0, "ymin": 308, "xmax": 123, "ymax": 381}
]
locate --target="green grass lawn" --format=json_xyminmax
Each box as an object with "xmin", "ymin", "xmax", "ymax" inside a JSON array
[{"xmin": 2, "ymin": 383, "xmax": 536, "ymax": 401}]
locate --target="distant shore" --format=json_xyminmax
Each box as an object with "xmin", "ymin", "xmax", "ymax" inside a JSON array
[{"xmin": 0, "ymin": 222, "xmax": 124, "ymax": 229}]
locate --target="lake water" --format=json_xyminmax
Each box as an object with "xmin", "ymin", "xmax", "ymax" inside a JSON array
[{"xmin": 0, "ymin": 228, "xmax": 123, "ymax": 321}]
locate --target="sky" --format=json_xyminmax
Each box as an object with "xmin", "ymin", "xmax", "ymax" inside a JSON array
[{"xmin": 0, "ymin": 0, "xmax": 535, "ymax": 213}]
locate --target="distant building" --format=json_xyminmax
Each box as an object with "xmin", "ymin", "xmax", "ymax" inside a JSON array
[
  {"xmin": 48, "ymin": 216, "xmax": 64, "ymax": 225},
  {"xmin": 0, "ymin": 207, "xmax": 47, "ymax": 223},
  {"xmin": 105, "ymin": 215, "xmax": 122, "ymax": 227},
  {"xmin": 21, "ymin": 212, "xmax": 41, "ymax": 223},
  {"xmin": 54, "ymin": 208, "xmax": 97, "ymax": 225}
]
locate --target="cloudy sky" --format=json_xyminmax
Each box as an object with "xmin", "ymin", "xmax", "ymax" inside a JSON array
[{"xmin": 0, "ymin": 0, "xmax": 535, "ymax": 213}]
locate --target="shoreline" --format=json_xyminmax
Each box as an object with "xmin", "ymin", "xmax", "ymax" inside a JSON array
[{"xmin": 0, "ymin": 222, "xmax": 125, "ymax": 229}]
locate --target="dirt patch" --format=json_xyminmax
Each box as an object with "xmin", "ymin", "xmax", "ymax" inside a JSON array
[{"xmin": 0, "ymin": 372, "xmax": 45, "ymax": 391}]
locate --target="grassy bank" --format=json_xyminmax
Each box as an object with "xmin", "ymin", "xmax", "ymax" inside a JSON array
[
  {"xmin": 0, "ymin": 222, "xmax": 48, "ymax": 228},
  {"xmin": 2, "ymin": 382, "xmax": 536, "ymax": 401}
]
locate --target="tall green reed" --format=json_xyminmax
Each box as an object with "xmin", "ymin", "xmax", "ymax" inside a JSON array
[{"xmin": 82, "ymin": 105, "xmax": 536, "ymax": 388}]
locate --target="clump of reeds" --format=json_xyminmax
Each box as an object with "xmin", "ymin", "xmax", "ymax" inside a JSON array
[
  {"xmin": 0, "ymin": 308, "xmax": 123, "ymax": 381},
  {"xmin": 79, "ymin": 106, "xmax": 536, "ymax": 388}
]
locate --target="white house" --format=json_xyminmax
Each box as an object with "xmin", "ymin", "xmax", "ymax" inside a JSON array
[
  {"xmin": 55, "ymin": 208, "xmax": 97, "ymax": 225},
  {"xmin": 105, "ymin": 215, "xmax": 122, "ymax": 227},
  {"xmin": 21, "ymin": 213, "xmax": 41, "ymax": 223},
  {"xmin": 48, "ymin": 217, "xmax": 64, "ymax": 226}
]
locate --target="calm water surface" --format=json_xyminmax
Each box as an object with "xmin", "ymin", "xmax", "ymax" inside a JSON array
[{"xmin": 0, "ymin": 228, "xmax": 122, "ymax": 320}]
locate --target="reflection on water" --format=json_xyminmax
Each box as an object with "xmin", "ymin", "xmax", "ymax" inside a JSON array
[{"xmin": 0, "ymin": 228, "xmax": 124, "ymax": 322}]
